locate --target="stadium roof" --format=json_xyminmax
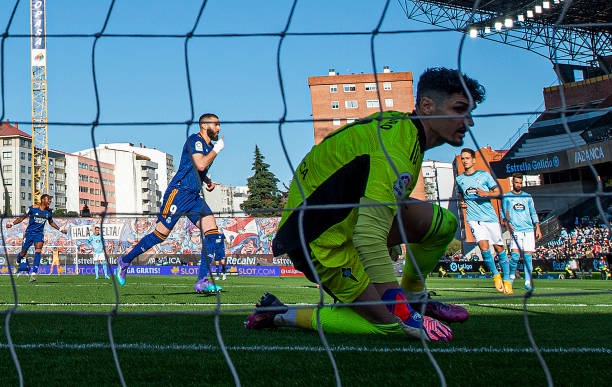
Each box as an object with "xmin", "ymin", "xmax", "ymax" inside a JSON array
[
  {"xmin": 427, "ymin": 1, "xmax": 611, "ymax": 33},
  {"xmin": 400, "ymin": 1, "xmax": 612, "ymax": 64}
]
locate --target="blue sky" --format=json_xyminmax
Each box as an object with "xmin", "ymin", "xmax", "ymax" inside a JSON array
[{"xmin": 0, "ymin": 0, "xmax": 558, "ymax": 188}]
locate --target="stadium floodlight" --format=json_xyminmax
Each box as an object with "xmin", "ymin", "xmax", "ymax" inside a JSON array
[
  {"xmin": 553, "ymin": 0, "xmax": 560, "ymax": 3},
  {"xmin": 517, "ymin": 14, "xmax": 525, "ymax": 22},
  {"xmin": 484, "ymin": 26, "xmax": 491, "ymax": 33},
  {"xmin": 535, "ymin": 5, "xmax": 543, "ymax": 13},
  {"xmin": 469, "ymin": 28, "xmax": 478, "ymax": 38},
  {"xmin": 494, "ymin": 21, "xmax": 503, "ymax": 31},
  {"xmin": 527, "ymin": 9, "xmax": 534, "ymax": 17},
  {"xmin": 504, "ymin": 18, "xmax": 514, "ymax": 28},
  {"xmin": 543, "ymin": 1, "xmax": 551, "ymax": 9}
]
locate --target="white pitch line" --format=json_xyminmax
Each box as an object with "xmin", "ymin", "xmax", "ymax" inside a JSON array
[
  {"xmin": 1, "ymin": 302, "xmax": 611, "ymax": 308},
  {"xmin": 0, "ymin": 342, "xmax": 610, "ymax": 354}
]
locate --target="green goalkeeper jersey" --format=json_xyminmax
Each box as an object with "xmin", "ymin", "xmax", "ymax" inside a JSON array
[{"xmin": 273, "ymin": 111, "xmax": 425, "ymax": 266}]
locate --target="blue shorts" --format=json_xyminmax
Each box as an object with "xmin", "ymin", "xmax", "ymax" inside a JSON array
[
  {"xmin": 22, "ymin": 233, "xmax": 44, "ymax": 251},
  {"xmin": 157, "ymin": 188, "xmax": 213, "ymax": 229}
]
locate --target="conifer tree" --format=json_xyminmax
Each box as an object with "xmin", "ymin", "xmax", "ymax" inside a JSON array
[{"xmin": 241, "ymin": 145, "xmax": 282, "ymax": 217}]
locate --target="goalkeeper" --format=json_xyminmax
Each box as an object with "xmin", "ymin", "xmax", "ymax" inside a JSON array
[{"xmin": 246, "ymin": 67, "xmax": 485, "ymax": 341}]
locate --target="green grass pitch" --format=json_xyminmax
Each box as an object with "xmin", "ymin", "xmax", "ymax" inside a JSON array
[{"xmin": 1, "ymin": 275, "xmax": 611, "ymax": 386}]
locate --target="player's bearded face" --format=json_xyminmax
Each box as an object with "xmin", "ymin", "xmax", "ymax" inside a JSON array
[{"xmin": 207, "ymin": 126, "xmax": 219, "ymax": 141}]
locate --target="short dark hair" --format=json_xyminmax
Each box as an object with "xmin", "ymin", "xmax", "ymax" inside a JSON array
[
  {"xmin": 460, "ymin": 148, "xmax": 476, "ymax": 158},
  {"xmin": 512, "ymin": 172, "xmax": 523, "ymax": 180},
  {"xmin": 41, "ymin": 194, "xmax": 52, "ymax": 200},
  {"xmin": 199, "ymin": 113, "xmax": 218, "ymax": 125},
  {"xmin": 416, "ymin": 67, "xmax": 486, "ymax": 107}
]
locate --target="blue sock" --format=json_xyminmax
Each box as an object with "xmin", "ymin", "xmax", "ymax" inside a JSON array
[
  {"xmin": 509, "ymin": 252, "xmax": 520, "ymax": 281},
  {"xmin": 524, "ymin": 253, "xmax": 533, "ymax": 285},
  {"xmin": 215, "ymin": 233, "xmax": 226, "ymax": 260},
  {"xmin": 15, "ymin": 252, "xmax": 23, "ymax": 270},
  {"xmin": 481, "ymin": 250, "xmax": 498, "ymax": 275},
  {"xmin": 498, "ymin": 250, "xmax": 510, "ymax": 280},
  {"xmin": 102, "ymin": 262, "xmax": 108, "ymax": 276},
  {"xmin": 33, "ymin": 252, "xmax": 41, "ymax": 274},
  {"xmin": 198, "ymin": 235, "xmax": 216, "ymax": 280},
  {"xmin": 122, "ymin": 232, "xmax": 165, "ymax": 264},
  {"xmin": 94, "ymin": 262, "xmax": 99, "ymax": 277}
]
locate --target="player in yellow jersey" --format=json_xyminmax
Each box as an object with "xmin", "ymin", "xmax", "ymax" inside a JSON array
[{"xmin": 246, "ymin": 67, "xmax": 485, "ymax": 341}]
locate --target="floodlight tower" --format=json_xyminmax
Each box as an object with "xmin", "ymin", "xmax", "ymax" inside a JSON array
[{"xmin": 30, "ymin": 0, "xmax": 49, "ymax": 204}]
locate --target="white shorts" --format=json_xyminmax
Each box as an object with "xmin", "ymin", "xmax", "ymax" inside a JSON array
[
  {"xmin": 92, "ymin": 252, "xmax": 106, "ymax": 263},
  {"xmin": 509, "ymin": 231, "xmax": 536, "ymax": 252},
  {"xmin": 468, "ymin": 221, "xmax": 503, "ymax": 245}
]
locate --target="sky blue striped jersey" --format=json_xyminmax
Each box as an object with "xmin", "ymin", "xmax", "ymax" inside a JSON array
[
  {"xmin": 502, "ymin": 191, "xmax": 539, "ymax": 233},
  {"xmin": 455, "ymin": 170, "xmax": 499, "ymax": 223}
]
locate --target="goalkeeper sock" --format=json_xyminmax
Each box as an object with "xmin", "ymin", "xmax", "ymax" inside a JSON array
[
  {"xmin": 481, "ymin": 250, "xmax": 498, "ymax": 275},
  {"xmin": 123, "ymin": 231, "xmax": 166, "ymax": 263},
  {"xmin": 274, "ymin": 305, "xmax": 404, "ymax": 335}
]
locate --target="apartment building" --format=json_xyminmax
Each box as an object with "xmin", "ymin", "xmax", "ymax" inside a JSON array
[
  {"xmin": 203, "ymin": 183, "xmax": 249, "ymax": 216},
  {"xmin": 308, "ymin": 66, "xmax": 415, "ymax": 144},
  {"xmin": 64, "ymin": 153, "xmax": 116, "ymax": 215},
  {"xmin": 76, "ymin": 146, "xmax": 162, "ymax": 215},
  {"xmin": 0, "ymin": 121, "xmax": 34, "ymax": 214}
]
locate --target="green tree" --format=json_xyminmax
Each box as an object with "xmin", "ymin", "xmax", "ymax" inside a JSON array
[
  {"xmin": 241, "ymin": 145, "xmax": 282, "ymax": 217},
  {"xmin": 446, "ymin": 239, "xmax": 462, "ymax": 256},
  {"xmin": 3, "ymin": 190, "xmax": 12, "ymax": 216}
]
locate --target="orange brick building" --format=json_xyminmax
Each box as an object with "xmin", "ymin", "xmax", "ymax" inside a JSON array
[
  {"xmin": 76, "ymin": 155, "xmax": 116, "ymax": 215},
  {"xmin": 453, "ymin": 146, "xmax": 509, "ymax": 243},
  {"xmin": 308, "ymin": 66, "xmax": 415, "ymax": 144}
]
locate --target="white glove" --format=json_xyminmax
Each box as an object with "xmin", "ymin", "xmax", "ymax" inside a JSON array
[{"xmin": 212, "ymin": 138, "xmax": 224, "ymax": 154}]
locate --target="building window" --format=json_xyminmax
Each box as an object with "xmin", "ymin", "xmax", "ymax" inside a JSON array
[
  {"xmin": 3, "ymin": 139, "xmax": 11, "ymax": 146},
  {"xmin": 385, "ymin": 98, "xmax": 394, "ymax": 107},
  {"xmin": 20, "ymin": 192, "xmax": 25, "ymax": 200},
  {"xmin": 3, "ymin": 165, "xmax": 11, "ymax": 173},
  {"xmin": 366, "ymin": 100, "xmax": 380, "ymax": 108},
  {"xmin": 343, "ymin": 84, "xmax": 356, "ymax": 92},
  {"xmin": 332, "ymin": 118, "xmax": 341, "ymax": 126},
  {"xmin": 20, "ymin": 152, "xmax": 25, "ymax": 160},
  {"xmin": 345, "ymin": 100, "xmax": 358, "ymax": 109},
  {"xmin": 20, "ymin": 165, "xmax": 25, "ymax": 173},
  {"xmin": 330, "ymin": 84, "xmax": 338, "ymax": 93},
  {"xmin": 20, "ymin": 179, "xmax": 26, "ymax": 187},
  {"xmin": 383, "ymin": 82, "xmax": 391, "ymax": 90},
  {"xmin": 4, "ymin": 178, "xmax": 11, "ymax": 185},
  {"xmin": 331, "ymin": 101, "xmax": 339, "ymax": 109},
  {"xmin": 365, "ymin": 83, "xmax": 377, "ymax": 91},
  {"xmin": 2, "ymin": 152, "xmax": 11, "ymax": 160},
  {"xmin": 28, "ymin": 153, "xmax": 32, "ymax": 161}
]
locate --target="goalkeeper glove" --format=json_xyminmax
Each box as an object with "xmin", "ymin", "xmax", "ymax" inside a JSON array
[{"xmin": 382, "ymin": 288, "xmax": 452, "ymax": 341}]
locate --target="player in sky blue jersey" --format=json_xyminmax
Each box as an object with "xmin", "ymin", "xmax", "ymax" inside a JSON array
[
  {"xmin": 456, "ymin": 148, "xmax": 511, "ymax": 294},
  {"xmin": 6, "ymin": 194, "xmax": 67, "ymax": 282},
  {"xmin": 87, "ymin": 226, "xmax": 109, "ymax": 279},
  {"xmin": 502, "ymin": 173, "xmax": 542, "ymax": 292},
  {"xmin": 116, "ymin": 113, "xmax": 226, "ymax": 293}
]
